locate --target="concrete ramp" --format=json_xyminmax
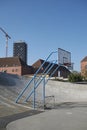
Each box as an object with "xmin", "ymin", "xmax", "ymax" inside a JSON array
[
  {"xmin": 0, "ymin": 72, "xmax": 87, "ymax": 112},
  {"xmin": 0, "ymin": 72, "xmax": 31, "ymax": 117}
]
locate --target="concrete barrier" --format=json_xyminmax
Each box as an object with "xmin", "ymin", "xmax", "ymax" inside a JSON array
[{"xmin": 45, "ymin": 80, "xmax": 87, "ymax": 103}]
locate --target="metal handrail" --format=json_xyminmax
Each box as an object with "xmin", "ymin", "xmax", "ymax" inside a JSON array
[
  {"xmin": 24, "ymin": 60, "xmax": 57, "ymax": 102},
  {"xmin": 34, "ymin": 60, "xmax": 57, "ymax": 86},
  {"xmin": 15, "ymin": 51, "xmax": 58, "ymax": 103}
]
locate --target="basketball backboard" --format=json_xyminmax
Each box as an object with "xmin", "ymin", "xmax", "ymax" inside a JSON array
[{"xmin": 58, "ymin": 48, "xmax": 71, "ymax": 65}]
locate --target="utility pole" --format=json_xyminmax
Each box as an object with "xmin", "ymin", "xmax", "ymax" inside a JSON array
[{"xmin": 0, "ymin": 27, "xmax": 11, "ymax": 57}]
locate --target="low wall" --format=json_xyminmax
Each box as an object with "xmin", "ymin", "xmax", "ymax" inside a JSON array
[{"xmin": 45, "ymin": 80, "xmax": 87, "ymax": 103}]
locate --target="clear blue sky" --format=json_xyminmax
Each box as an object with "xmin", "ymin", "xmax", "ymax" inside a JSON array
[{"xmin": 0, "ymin": 0, "xmax": 87, "ymax": 72}]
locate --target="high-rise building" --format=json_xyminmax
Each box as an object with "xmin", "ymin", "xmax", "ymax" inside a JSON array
[{"xmin": 13, "ymin": 41, "xmax": 27, "ymax": 64}]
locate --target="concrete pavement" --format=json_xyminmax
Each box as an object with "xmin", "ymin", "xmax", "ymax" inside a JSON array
[
  {"xmin": 1, "ymin": 73, "xmax": 87, "ymax": 130},
  {"xmin": 7, "ymin": 104, "xmax": 87, "ymax": 130},
  {"xmin": 0, "ymin": 110, "xmax": 42, "ymax": 130}
]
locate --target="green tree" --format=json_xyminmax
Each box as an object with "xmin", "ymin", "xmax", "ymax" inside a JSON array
[{"xmin": 68, "ymin": 72, "xmax": 83, "ymax": 82}]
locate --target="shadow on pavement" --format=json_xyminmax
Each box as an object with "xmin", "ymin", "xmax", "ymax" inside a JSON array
[
  {"xmin": 0, "ymin": 110, "xmax": 43, "ymax": 129},
  {"xmin": 54, "ymin": 102, "xmax": 87, "ymax": 109}
]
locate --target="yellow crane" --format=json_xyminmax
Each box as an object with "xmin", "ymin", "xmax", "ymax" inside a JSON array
[{"xmin": 0, "ymin": 27, "xmax": 11, "ymax": 57}]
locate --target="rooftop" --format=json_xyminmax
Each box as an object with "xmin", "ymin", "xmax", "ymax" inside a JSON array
[
  {"xmin": 0, "ymin": 57, "xmax": 27, "ymax": 67},
  {"xmin": 81, "ymin": 56, "xmax": 87, "ymax": 62}
]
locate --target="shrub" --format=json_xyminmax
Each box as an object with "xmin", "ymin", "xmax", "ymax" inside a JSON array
[{"xmin": 68, "ymin": 72, "xmax": 83, "ymax": 82}]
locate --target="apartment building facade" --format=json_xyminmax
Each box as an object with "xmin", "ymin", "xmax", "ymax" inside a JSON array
[
  {"xmin": 0, "ymin": 57, "xmax": 32, "ymax": 76},
  {"xmin": 81, "ymin": 56, "xmax": 87, "ymax": 77},
  {"xmin": 13, "ymin": 41, "xmax": 27, "ymax": 64}
]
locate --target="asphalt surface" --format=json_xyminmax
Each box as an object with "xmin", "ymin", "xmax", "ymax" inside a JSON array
[
  {"xmin": 0, "ymin": 110, "xmax": 43, "ymax": 130},
  {"xmin": 1, "ymin": 73, "xmax": 87, "ymax": 130},
  {"xmin": 6, "ymin": 102, "xmax": 87, "ymax": 130}
]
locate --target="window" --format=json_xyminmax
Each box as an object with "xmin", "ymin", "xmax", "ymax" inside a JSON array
[
  {"xmin": 12, "ymin": 69, "xmax": 14, "ymax": 72},
  {"xmin": 15, "ymin": 69, "xmax": 18, "ymax": 72}
]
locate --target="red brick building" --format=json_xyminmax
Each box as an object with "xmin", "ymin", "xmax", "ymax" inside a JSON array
[
  {"xmin": 0, "ymin": 57, "xmax": 33, "ymax": 76},
  {"xmin": 81, "ymin": 56, "xmax": 87, "ymax": 77},
  {"xmin": 32, "ymin": 59, "xmax": 71, "ymax": 78},
  {"xmin": 0, "ymin": 57, "xmax": 71, "ymax": 78}
]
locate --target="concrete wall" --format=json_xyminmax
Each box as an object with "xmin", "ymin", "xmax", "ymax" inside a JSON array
[{"xmin": 45, "ymin": 80, "xmax": 87, "ymax": 103}]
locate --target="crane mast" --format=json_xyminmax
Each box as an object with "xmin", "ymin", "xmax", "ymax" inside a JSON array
[{"xmin": 0, "ymin": 27, "xmax": 11, "ymax": 57}]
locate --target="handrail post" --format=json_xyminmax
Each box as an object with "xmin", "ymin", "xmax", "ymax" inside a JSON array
[
  {"xmin": 42, "ymin": 77, "xmax": 45, "ymax": 109},
  {"xmin": 33, "ymin": 77, "xmax": 36, "ymax": 109}
]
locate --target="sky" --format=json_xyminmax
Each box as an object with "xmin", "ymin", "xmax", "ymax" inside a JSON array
[{"xmin": 0, "ymin": 0, "xmax": 87, "ymax": 72}]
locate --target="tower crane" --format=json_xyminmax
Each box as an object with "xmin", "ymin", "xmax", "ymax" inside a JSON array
[{"xmin": 0, "ymin": 27, "xmax": 11, "ymax": 57}]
